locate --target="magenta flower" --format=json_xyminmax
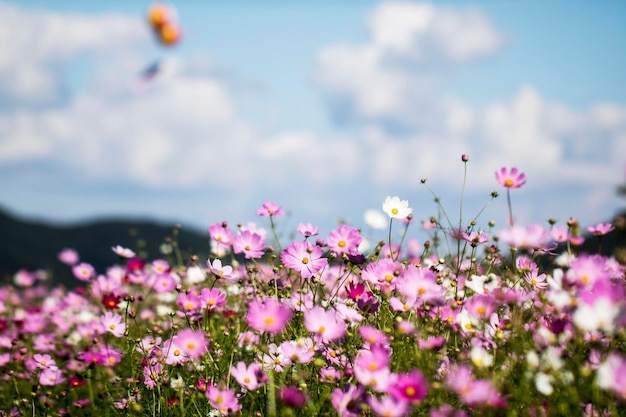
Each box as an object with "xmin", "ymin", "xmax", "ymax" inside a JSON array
[
  {"xmin": 586, "ymin": 222, "xmax": 615, "ymax": 237},
  {"xmin": 246, "ymin": 297, "xmax": 293, "ymax": 334},
  {"xmin": 495, "ymin": 167, "xmax": 526, "ymax": 189},
  {"xmin": 281, "ymin": 241, "xmax": 328, "ymax": 279},
  {"xmin": 304, "ymin": 306, "xmax": 346, "ymax": 342},
  {"xmin": 388, "ymin": 370, "xmax": 428, "ymax": 403},
  {"xmin": 232, "ymin": 230, "xmax": 266, "ymax": 259},
  {"xmin": 257, "ymin": 201, "xmax": 284, "ymax": 217},
  {"xmin": 327, "ymin": 225, "xmax": 362, "ymax": 256}
]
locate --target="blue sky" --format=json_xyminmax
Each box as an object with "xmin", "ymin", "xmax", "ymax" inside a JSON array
[{"xmin": 1, "ymin": 0, "xmax": 625, "ymax": 244}]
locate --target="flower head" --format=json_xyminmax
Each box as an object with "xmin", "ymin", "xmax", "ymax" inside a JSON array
[
  {"xmin": 495, "ymin": 167, "xmax": 526, "ymax": 189},
  {"xmin": 281, "ymin": 241, "xmax": 328, "ymax": 279},
  {"xmin": 382, "ymin": 196, "xmax": 413, "ymax": 219},
  {"xmin": 246, "ymin": 297, "xmax": 293, "ymax": 334},
  {"xmin": 257, "ymin": 201, "xmax": 284, "ymax": 217}
]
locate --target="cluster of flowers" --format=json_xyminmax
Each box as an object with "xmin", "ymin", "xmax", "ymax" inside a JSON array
[{"xmin": 0, "ymin": 166, "xmax": 624, "ymax": 417}]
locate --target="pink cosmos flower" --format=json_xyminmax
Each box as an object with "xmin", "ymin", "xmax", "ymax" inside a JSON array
[
  {"xmin": 206, "ymin": 385, "xmax": 242, "ymax": 415},
  {"xmin": 495, "ymin": 167, "xmax": 526, "ymax": 189},
  {"xmin": 327, "ymin": 225, "xmax": 362, "ymax": 256},
  {"xmin": 279, "ymin": 340, "xmax": 315, "ymax": 364},
  {"xmin": 230, "ymin": 361, "xmax": 266, "ymax": 391},
  {"xmin": 388, "ymin": 370, "xmax": 428, "ymax": 403},
  {"xmin": 281, "ymin": 241, "xmax": 328, "ymax": 279},
  {"xmin": 355, "ymin": 346, "xmax": 390, "ymax": 374},
  {"xmin": 368, "ymin": 395, "xmax": 411, "ymax": 417},
  {"xmin": 232, "ymin": 230, "xmax": 266, "ymax": 259},
  {"xmin": 177, "ymin": 293, "xmax": 202, "ymax": 314},
  {"xmin": 586, "ymin": 222, "xmax": 615, "ymax": 237},
  {"xmin": 33, "ymin": 353, "xmax": 56, "ymax": 369},
  {"xmin": 257, "ymin": 201, "xmax": 284, "ymax": 217},
  {"xmin": 297, "ymin": 223, "xmax": 319, "ymax": 238},
  {"xmin": 200, "ymin": 287, "xmax": 227, "ymax": 310},
  {"xmin": 208, "ymin": 258, "xmax": 234, "ymax": 280},
  {"xmin": 72, "ymin": 263, "xmax": 95, "ymax": 282},
  {"xmin": 246, "ymin": 297, "xmax": 292, "ymax": 334},
  {"xmin": 58, "ymin": 248, "xmax": 79, "ymax": 265},
  {"xmin": 39, "ymin": 367, "xmax": 66, "ymax": 386},
  {"xmin": 112, "ymin": 245, "xmax": 135, "ymax": 258},
  {"xmin": 152, "ymin": 273, "xmax": 177, "ymax": 293},
  {"xmin": 101, "ymin": 311, "xmax": 126, "ymax": 338},
  {"xmin": 143, "ymin": 362, "xmax": 164, "ymax": 388},
  {"xmin": 596, "ymin": 353, "xmax": 626, "ymax": 400},
  {"xmin": 461, "ymin": 231, "xmax": 489, "ymax": 246},
  {"xmin": 331, "ymin": 384, "xmax": 367, "ymax": 417},
  {"xmin": 209, "ymin": 222, "xmax": 232, "ymax": 255},
  {"xmin": 498, "ymin": 224, "xmax": 548, "ymax": 250},
  {"xmin": 174, "ymin": 328, "xmax": 208, "ymax": 360},
  {"xmin": 304, "ymin": 306, "xmax": 347, "ymax": 342}
]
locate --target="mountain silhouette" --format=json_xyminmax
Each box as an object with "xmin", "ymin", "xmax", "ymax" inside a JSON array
[{"xmin": 0, "ymin": 206, "xmax": 210, "ymax": 288}]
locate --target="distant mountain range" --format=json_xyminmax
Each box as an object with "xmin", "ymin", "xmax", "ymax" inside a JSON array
[
  {"xmin": 0, "ymin": 207, "xmax": 210, "ymax": 288},
  {"xmin": 1, "ymin": 206, "xmax": 624, "ymax": 288}
]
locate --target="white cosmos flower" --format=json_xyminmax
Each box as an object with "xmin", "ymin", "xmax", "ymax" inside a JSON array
[{"xmin": 382, "ymin": 196, "xmax": 413, "ymax": 219}]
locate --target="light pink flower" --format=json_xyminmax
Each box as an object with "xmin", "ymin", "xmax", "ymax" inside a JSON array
[
  {"xmin": 206, "ymin": 385, "xmax": 242, "ymax": 415},
  {"xmin": 200, "ymin": 288, "xmax": 227, "ymax": 310},
  {"xmin": 230, "ymin": 361, "xmax": 266, "ymax": 391},
  {"xmin": 101, "ymin": 312, "xmax": 126, "ymax": 338},
  {"xmin": 296, "ymin": 223, "xmax": 319, "ymax": 238},
  {"xmin": 58, "ymin": 248, "xmax": 79, "ymax": 265},
  {"xmin": 112, "ymin": 245, "xmax": 135, "ymax": 258},
  {"xmin": 208, "ymin": 258, "xmax": 234, "ymax": 280},
  {"xmin": 327, "ymin": 225, "xmax": 362, "ymax": 256},
  {"xmin": 281, "ymin": 241, "xmax": 328, "ymax": 279},
  {"xmin": 495, "ymin": 167, "xmax": 526, "ymax": 189},
  {"xmin": 369, "ymin": 395, "xmax": 411, "ymax": 417},
  {"xmin": 232, "ymin": 230, "xmax": 266, "ymax": 259},
  {"xmin": 72, "ymin": 263, "xmax": 95, "ymax": 282},
  {"xmin": 257, "ymin": 201, "xmax": 284, "ymax": 217},
  {"xmin": 586, "ymin": 223, "xmax": 615, "ymax": 237},
  {"xmin": 174, "ymin": 328, "xmax": 208, "ymax": 360},
  {"xmin": 246, "ymin": 297, "xmax": 292, "ymax": 334},
  {"xmin": 304, "ymin": 306, "xmax": 346, "ymax": 342}
]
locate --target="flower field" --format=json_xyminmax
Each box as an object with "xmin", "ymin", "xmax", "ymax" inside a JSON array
[{"xmin": 1, "ymin": 164, "xmax": 625, "ymax": 417}]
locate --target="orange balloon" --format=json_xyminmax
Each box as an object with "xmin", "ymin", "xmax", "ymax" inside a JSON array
[
  {"xmin": 157, "ymin": 22, "xmax": 182, "ymax": 46},
  {"xmin": 147, "ymin": 4, "xmax": 172, "ymax": 29}
]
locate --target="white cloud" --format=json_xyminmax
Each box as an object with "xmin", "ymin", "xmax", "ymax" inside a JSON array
[
  {"xmin": 0, "ymin": 2, "xmax": 148, "ymax": 105},
  {"xmin": 314, "ymin": 1, "xmax": 506, "ymax": 130}
]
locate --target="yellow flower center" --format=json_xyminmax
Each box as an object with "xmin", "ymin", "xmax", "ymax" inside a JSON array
[
  {"xmin": 265, "ymin": 317, "xmax": 275, "ymax": 326},
  {"xmin": 476, "ymin": 306, "xmax": 486, "ymax": 315},
  {"xmin": 302, "ymin": 257, "xmax": 309, "ymax": 265},
  {"xmin": 504, "ymin": 179, "xmax": 514, "ymax": 187},
  {"xmin": 391, "ymin": 208, "xmax": 399, "ymax": 215},
  {"xmin": 405, "ymin": 386, "xmax": 416, "ymax": 397},
  {"xmin": 338, "ymin": 241, "xmax": 346, "ymax": 248}
]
